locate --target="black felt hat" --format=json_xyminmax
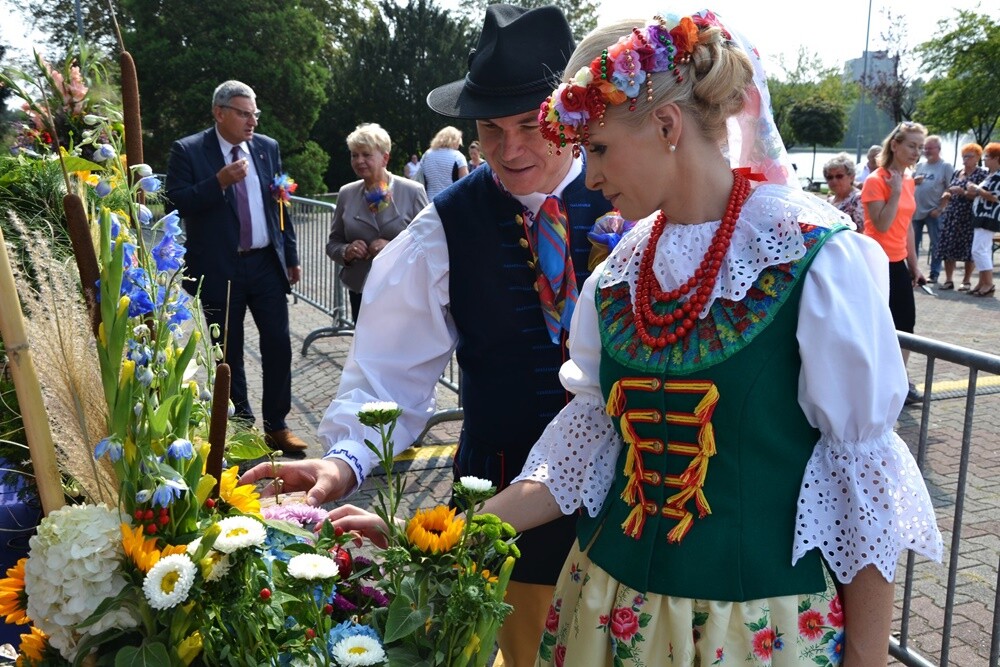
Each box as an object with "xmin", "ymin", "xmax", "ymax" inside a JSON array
[{"xmin": 426, "ymin": 4, "xmax": 575, "ymax": 119}]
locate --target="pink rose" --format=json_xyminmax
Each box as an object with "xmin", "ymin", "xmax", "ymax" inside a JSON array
[
  {"xmin": 545, "ymin": 605, "xmax": 560, "ymax": 633},
  {"xmin": 610, "ymin": 607, "xmax": 640, "ymax": 641},
  {"xmin": 827, "ymin": 595, "xmax": 844, "ymax": 627},
  {"xmin": 554, "ymin": 644, "xmax": 567, "ymax": 667}
]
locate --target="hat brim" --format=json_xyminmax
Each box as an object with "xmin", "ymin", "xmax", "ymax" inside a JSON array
[{"xmin": 426, "ymin": 78, "xmax": 552, "ymax": 120}]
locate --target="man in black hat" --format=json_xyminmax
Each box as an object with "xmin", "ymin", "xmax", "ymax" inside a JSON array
[{"xmin": 242, "ymin": 6, "xmax": 612, "ymax": 663}]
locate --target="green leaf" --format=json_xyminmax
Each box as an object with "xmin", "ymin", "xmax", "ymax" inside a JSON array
[
  {"xmin": 62, "ymin": 155, "xmax": 105, "ymax": 173},
  {"xmin": 226, "ymin": 432, "xmax": 271, "ymax": 462},
  {"xmin": 799, "ymin": 598, "xmax": 813, "ymax": 613},
  {"xmin": 383, "ymin": 596, "xmax": 432, "ymax": 643},
  {"xmin": 114, "ymin": 642, "xmax": 173, "ymax": 667},
  {"xmin": 692, "ymin": 611, "xmax": 709, "ymax": 627},
  {"xmin": 813, "ymin": 657, "xmax": 831, "ymax": 666}
]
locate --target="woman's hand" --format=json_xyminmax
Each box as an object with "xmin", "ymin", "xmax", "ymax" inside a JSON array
[
  {"xmin": 368, "ymin": 238, "xmax": 389, "ymax": 257},
  {"xmin": 883, "ymin": 168, "xmax": 903, "ymax": 196},
  {"xmin": 326, "ymin": 504, "xmax": 392, "ymax": 548},
  {"xmin": 344, "ymin": 240, "xmax": 369, "ymax": 263}
]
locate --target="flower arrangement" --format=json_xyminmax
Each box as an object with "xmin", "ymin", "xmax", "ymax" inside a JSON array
[
  {"xmin": 352, "ymin": 402, "xmax": 520, "ymax": 666},
  {"xmin": 0, "ymin": 109, "xmax": 388, "ymax": 666}
]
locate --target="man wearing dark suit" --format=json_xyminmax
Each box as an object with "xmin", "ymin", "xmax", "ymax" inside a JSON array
[{"xmin": 166, "ymin": 80, "xmax": 307, "ymax": 453}]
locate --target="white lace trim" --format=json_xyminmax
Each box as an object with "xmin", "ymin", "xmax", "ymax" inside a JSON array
[
  {"xmin": 599, "ymin": 184, "xmax": 851, "ymax": 317},
  {"xmin": 793, "ymin": 429, "xmax": 944, "ymax": 584},
  {"xmin": 511, "ymin": 393, "xmax": 620, "ymax": 517}
]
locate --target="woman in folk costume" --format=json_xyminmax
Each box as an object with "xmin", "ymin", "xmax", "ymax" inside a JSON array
[
  {"xmin": 328, "ymin": 10, "xmax": 943, "ymax": 666},
  {"xmin": 482, "ymin": 10, "xmax": 942, "ymax": 666}
]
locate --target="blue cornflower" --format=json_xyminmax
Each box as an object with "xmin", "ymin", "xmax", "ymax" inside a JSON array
[
  {"xmin": 826, "ymin": 629, "xmax": 845, "ymax": 665},
  {"xmin": 166, "ymin": 438, "xmax": 194, "ymax": 460},
  {"xmin": 138, "ymin": 175, "xmax": 162, "ymax": 193},
  {"xmin": 152, "ymin": 233, "xmax": 185, "ymax": 273}
]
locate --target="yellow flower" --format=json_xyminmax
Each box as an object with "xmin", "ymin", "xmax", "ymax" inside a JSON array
[
  {"xmin": 177, "ymin": 630, "xmax": 203, "ymax": 665},
  {"xmin": 406, "ymin": 505, "xmax": 464, "ymax": 554},
  {"xmin": 219, "ymin": 466, "xmax": 261, "ymax": 515},
  {"xmin": 16, "ymin": 625, "xmax": 48, "ymax": 666},
  {"xmin": 0, "ymin": 558, "xmax": 30, "ymax": 625},
  {"xmin": 121, "ymin": 523, "xmax": 188, "ymax": 573}
]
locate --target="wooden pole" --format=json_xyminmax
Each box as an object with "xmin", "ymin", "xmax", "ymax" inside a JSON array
[
  {"xmin": 0, "ymin": 226, "xmax": 65, "ymax": 515},
  {"xmin": 206, "ymin": 363, "xmax": 230, "ymax": 497}
]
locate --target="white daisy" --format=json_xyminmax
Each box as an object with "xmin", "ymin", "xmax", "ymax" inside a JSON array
[
  {"xmin": 359, "ymin": 401, "xmax": 398, "ymax": 413},
  {"xmin": 287, "ymin": 553, "xmax": 340, "ymax": 580},
  {"xmin": 213, "ymin": 516, "xmax": 267, "ymax": 554},
  {"xmin": 331, "ymin": 634, "xmax": 387, "ymax": 666},
  {"xmin": 459, "ymin": 476, "xmax": 494, "ymax": 493},
  {"xmin": 142, "ymin": 554, "xmax": 197, "ymax": 610},
  {"xmin": 187, "ymin": 538, "xmax": 231, "ymax": 582}
]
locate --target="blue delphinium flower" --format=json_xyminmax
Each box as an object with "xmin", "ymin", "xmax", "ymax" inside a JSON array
[
  {"xmin": 159, "ymin": 210, "xmax": 182, "ymax": 236},
  {"xmin": 152, "ymin": 233, "xmax": 185, "ymax": 273},
  {"xmin": 135, "ymin": 365, "xmax": 155, "ymax": 386},
  {"xmin": 127, "ymin": 339, "xmax": 152, "ymax": 366},
  {"xmin": 166, "ymin": 438, "xmax": 194, "ymax": 460},
  {"xmin": 137, "ymin": 204, "xmax": 153, "ymax": 224},
  {"xmin": 122, "ymin": 267, "xmax": 155, "ymax": 317},
  {"xmin": 92, "ymin": 144, "xmax": 117, "ymax": 161},
  {"xmin": 138, "ymin": 175, "xmax": 162, "ymax": 193},
  {"xmin": 94, "ymin": 437, "xmax": 123, "ymax": 462},
  {"xmin": 95, "ymin": 180, "xmax": 112, "ymax": 198}
]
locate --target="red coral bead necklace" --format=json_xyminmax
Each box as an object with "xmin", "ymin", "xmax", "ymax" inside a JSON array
[{"xmin": 633, "ymin": 170, "xmax": 751, "ymax": 349}]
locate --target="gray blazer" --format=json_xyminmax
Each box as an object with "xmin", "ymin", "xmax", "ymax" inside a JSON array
[{"xmin": 325, "ymin": 174, "xmax": 428, "ymax": 292}]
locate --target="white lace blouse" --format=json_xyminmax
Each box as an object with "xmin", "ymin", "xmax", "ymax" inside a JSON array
[{"xmin": 511, "ymin": 184, "xmax": 943, "ymax": 585}]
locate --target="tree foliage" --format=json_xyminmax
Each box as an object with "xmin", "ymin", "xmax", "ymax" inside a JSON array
[
  {"xmin": 457, "ymin": 0, "xmax": 597, "ymax": 41},
  {"xmin": 120, "ymin": 0, "xmax": 332, "ymax": 189},
  {"xmin": 314, "ymin": 0, "xmax": 477, "ymax": 190},
  {"xmin": 768, "ymin": 47, "xmax": 857, "ymax": 151},
  {"xmin": 24, "ymin": 0, "xmax": 121, "ymax": 55},
  {"xmin": 915, "ymin": 11, "xmax": 1000, "ymax": 147},
  {"xmin": 862, "ymin": 9, "xmax": 921, "ymax": 124}
]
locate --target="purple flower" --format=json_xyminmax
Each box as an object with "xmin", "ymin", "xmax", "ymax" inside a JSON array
[{"xmin": 261, "ymin": 503, "xmax": 330, "ymax": 528}]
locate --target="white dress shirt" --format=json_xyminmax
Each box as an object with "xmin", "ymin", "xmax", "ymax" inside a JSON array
[{"xmin": 216, "ymin": 130, "xmax": 270, "ymax": 249}]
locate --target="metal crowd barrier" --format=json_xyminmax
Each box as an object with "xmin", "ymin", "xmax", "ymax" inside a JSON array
[
  {"xmin": 893, "ymin": 332, "xmax": 1000, "ymax": 666},
  {"xmin": 286, "ymin": 195, "xmax": 463, "ymax": 438}
]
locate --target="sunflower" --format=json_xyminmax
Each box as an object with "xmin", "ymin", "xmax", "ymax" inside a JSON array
[
  {"xmin": 121, "ymin": 524, "xmax": 189, "ymax": 573},
  {"xmin": 0, "ymin": 558, "xmax": 30, "ymax": 625},
  {"xmin": 16, "ymin": 625, "xmax": 48, "ymax": 666},
  {"xmin": 219, "ymin": 466, "xmax": 261, "ymax": 515},
  {"xmin": 406, "ymin": 505, "xmax": 464, "ymax": 554}
]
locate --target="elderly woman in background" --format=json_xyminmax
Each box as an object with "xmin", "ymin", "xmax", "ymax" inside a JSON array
[
  {"xmin": 824, "ymin": 152, "xmax": 864, "ymax": 230},
  {"xmin": 966, "ymin": 142, "xmax": 1000, "ymax": 297},
  {"xmin": 327, "ymin": 123, "xmax": 429, "ymax": 321},
  {"xmin": 418, "ymin": 125, "xmax": 469, "ymax": 199},
  {"xmin": 937, "ymin": 143, "xmax": 987, "ymax": 291}
]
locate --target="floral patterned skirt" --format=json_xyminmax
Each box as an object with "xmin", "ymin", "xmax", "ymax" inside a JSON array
[{"xmin": 536, "ymin": 540, "xmax": 845, "ymax": 667}]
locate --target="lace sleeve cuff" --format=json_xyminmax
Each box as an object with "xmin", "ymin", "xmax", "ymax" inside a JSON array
[
  {"xmin": 792, "ymin": 429, "xmax": 943, "ymax": 584},
  {"xmin": 511, "ymin": 393, "xmax": 620, "ymax": 517}
]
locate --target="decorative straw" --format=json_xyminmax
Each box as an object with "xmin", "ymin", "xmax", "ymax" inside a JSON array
[
  {"xmin": 63, "ymin": 193, "xmax": 101, "ymax": 338},
  {"xmin": 0, "ymin": 225, "xmax": 65, "ymax": 515},
  {"xmin": 207, "ymin": 363, "xmax": 230, "ymax": 496}
]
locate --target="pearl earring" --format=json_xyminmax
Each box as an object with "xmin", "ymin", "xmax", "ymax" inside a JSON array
[{"xmin": 668, "ymin": 143, "xmax": 676, "ymax": 153}]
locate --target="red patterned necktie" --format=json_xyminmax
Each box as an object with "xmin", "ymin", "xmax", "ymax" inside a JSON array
[
  {"xmin": 535, "ymin": 195, "xmax": 578, "ymax": 344},
  {"xmin": 230, "ymin": 145, "xmax": 253, "ymax": 251}
]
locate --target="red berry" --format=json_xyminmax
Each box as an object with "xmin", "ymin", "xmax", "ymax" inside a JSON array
[
  {"xmin": 143, "ymin": 509, "xmax": 154, "ymax": 521},
  {"xmin": 159, "ymin": 514, "xmax": 170, "ymax": 525},
  {"xmin": 334, "ymin": 526, "xmax": 344, "ymax": 537},
  {"xmin": 205, "ymin": 498, "xmax": 216, "ymax": 509},
  {"xmin": 305, "ymin": 628, "xmax": 316, "ymax": 640},
  {"xmin": 145, "ymin": 523, "xmax": 157, "ymax": 535},
  {"xmin": 259, "ymin": 588, "xmax": 272, "ymax": 601},
  {"xmin": 324, "ymin": 604, "xmax": 334, "ymax": 615},
  {"xmin": 134, "ymin": 509, "xmax": 144, "ymax": 520}
]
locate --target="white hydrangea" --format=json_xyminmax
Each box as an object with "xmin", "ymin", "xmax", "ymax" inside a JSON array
[
  {"xmin": 23, "ymin": 504, "xmax": 138, "ymax": 661},
  {"xmin": 287, "ymin": 553, "xmax": 340, "ymax": 580}
]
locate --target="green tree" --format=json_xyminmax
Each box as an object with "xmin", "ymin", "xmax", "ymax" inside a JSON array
[
  {"xmin": 916, "ymin": 11, "xmax": 1000, "ymax": 147},
  {"xmin": 120, "ymin": 0, "xmax": 331, "ymax": 189},
  {"xmin": 314, "ymin": 0, "xmax": 476, "ymax": 189},
  {"xmin": 862, "ymin": 9, "xmax": 922, "ymax": 124},
  {"xmin": 23, "ymin": 0, "xmax": 121, "ymax": 55},
  {"xmin": 768, "ymin": 47, "xmax": 857, "ymax": 151},
  {"xmin": 457, "ymin": 0, "xmax": 597, "ymax": 41},
  {"xmin": 787, "ymin": 98, "xmax": 846, "ymax": 181}
]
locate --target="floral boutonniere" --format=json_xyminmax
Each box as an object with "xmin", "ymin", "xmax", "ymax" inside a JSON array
[
  {"xmin": 270, "ymin": 173, "xmax": 298, "ymax": 230},
  {"xmin": 586, "ymin": 209, "xmax": 636, "ymax": 270},
  {"xmin": 363, "ymin": 181, "xmax": 391, "ymax": 215}
]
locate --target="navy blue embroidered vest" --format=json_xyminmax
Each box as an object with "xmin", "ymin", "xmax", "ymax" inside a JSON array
[{"xmin": 436, "ymin": 166, "xmax": 611, "ymax": 484}]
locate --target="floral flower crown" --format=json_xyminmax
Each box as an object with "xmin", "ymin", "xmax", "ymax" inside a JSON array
[{"xmin": 539, "ymin": 10, "xmax": 731, "ymax": 154}]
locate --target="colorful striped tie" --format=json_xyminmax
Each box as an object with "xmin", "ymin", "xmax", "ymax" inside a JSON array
[{"xmin": 535, "ymin": 195, "xmax": 578, "ymax": 344}]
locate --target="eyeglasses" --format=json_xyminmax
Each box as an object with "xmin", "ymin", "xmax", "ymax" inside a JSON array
[
  {"xmin": 962, "ymin": 154, "xmax": 979, "ymax": 160},
  {"xmin": 825, "ymin": 173, "xmax": 848, "ymax": 181},
  {"xmin": 221, "ymin": 105, "xmax": 261, "ymax": 121}
]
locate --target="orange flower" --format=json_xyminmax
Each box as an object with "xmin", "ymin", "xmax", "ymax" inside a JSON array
[
  {"xmin": 16, "ymin": 625, "xmax": 48, "ymax": 666},
  {"xmin": 669, "ymin": 17, "xmax": 700, "ymax": 56},
  {"xmin": 121, "ymin": 524, "xmax": 189, "ymax": 573},
  {"xmin": 0, "ymin": 558, "xmax": 30, "ymax": 625},
  {"xmin": 406, "ymin": 506, "xmax": 464, "ymax": 554}
]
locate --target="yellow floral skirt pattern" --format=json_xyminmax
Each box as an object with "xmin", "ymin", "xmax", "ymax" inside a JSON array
[{"xmin": 536, "ymin": 541, "xmax": 845, "ymax": 667}]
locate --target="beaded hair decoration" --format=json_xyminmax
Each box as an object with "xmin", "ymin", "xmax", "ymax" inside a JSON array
[{"xmin": 539, "ymin": 11, "xmax": 731, "ymax": 156}]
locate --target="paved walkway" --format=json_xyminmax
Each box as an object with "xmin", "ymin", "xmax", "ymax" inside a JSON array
[{"xmin": 238, "ymin": 261, "xmax": 1000, "ymax": 666}]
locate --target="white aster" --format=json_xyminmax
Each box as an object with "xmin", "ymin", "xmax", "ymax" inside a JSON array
[
  {"xmin": 23, "ymin": 504, "xmax": 138, "ymax": 661},
  {"xmin": 331, "ymin": 634, "xmax": 387, "ymax": 666},
  {"xmin": 459, "ymin": 476, "xmax": 494, "ymax": 493},
  {"xmin": 287, "ymin": 553, "xmax": 340, "ymax": 580},
  {"xmin": 186, "ymin": 537, "xmax": 231, "ymax": 582},
  {"xmin": 359, "ymin": 401, "xmax": 398, "ymax": 413},
  {"xmin": 143, "ymin": 554, "xmax": 197, "ymax": 610},
  {"xmin": 213, "ymin": 516, "xmax": 267, "ymax": 554}
]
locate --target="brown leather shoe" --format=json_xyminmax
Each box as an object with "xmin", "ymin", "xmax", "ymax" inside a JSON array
[{"xmin": 264, "ymin": 429, "xmax": 308, "ymax": 453}]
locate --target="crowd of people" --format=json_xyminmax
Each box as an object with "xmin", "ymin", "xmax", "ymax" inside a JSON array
[{"xmin": 163, "ymin": 4, "xmax": 963, "ymax": 665}]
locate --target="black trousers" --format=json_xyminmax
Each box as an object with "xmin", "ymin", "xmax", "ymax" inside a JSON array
[{"xmin": 201, "ymin": 250, "xmax": 292, "ymax": 432}]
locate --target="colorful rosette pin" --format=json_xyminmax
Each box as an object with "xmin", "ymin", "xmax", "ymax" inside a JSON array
[{"xmin": 270, "ymin": 173, "xmax": 298, "ymax": 230}]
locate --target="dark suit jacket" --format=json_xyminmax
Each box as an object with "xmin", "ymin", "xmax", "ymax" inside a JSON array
[{"xmin": 166, "ymin": 128, "xmax": 299, "ymax": 303}]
